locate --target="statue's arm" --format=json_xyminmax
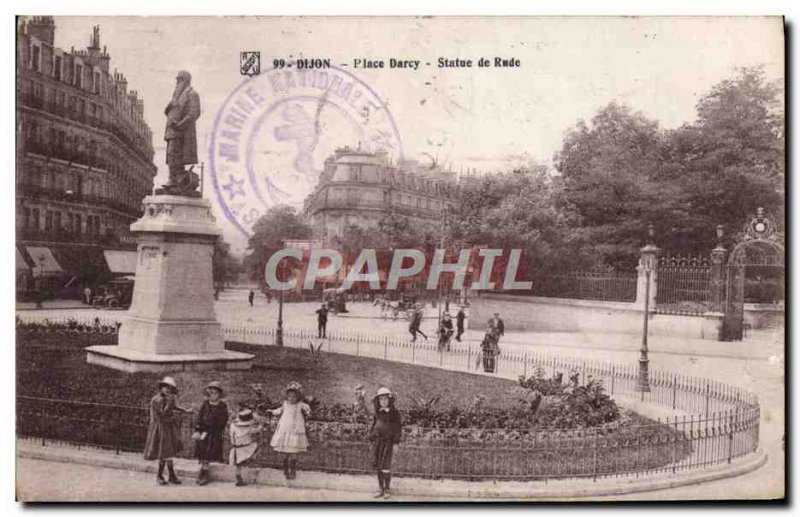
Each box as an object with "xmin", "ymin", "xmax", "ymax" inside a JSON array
[{"xmin": 176, "ymin": 92, "xmax": 201, "ymax": 129}]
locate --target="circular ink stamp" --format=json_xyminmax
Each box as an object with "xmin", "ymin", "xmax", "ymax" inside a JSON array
[{"xmin": 209, "ymin": 66, "xmax": 404, "ymax": 238}]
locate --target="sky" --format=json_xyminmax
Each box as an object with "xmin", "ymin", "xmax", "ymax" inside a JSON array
[{"xmin": 49, "ymin": 16, "xmax": 784, "ymax": 254}]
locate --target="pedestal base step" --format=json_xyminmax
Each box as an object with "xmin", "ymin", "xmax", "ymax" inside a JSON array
[{"xmin": 86, "ymin": 345, "xmax": 254, "ymax": 373}]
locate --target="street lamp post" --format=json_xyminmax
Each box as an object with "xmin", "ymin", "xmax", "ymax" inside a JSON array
[
  {"xmin": 276, "ymin": 246, "xmax": 285, "ymax": 347},
  {"xmin": 636, "ymin": 225, "xmax": 655, "ymax": 394}
]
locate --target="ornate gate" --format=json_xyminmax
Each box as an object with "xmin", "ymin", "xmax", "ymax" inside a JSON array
[{"xmin": 721, "ymin": 209, "xmax": 784, "ymax": 341}]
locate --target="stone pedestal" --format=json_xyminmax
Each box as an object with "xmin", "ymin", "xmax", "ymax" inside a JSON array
[{"xmin": 87, "ymin": 195, "xmax": 253, "ymax": 372}]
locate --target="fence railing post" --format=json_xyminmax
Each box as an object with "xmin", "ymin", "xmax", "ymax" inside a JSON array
[
  {"xmin": 727, "ymin": 410, "xmax": 734, "ymax": 464},
  {"xmin": 672, "ymin": 374, "xmax": 677, "ymax": 410},
  {"xmin": 610, "ymin": 365, "xmax": 615, "ymax": 395},
  {"xmin": 705, "ymin": 382, "xmax": 710, "ymax": 416}
]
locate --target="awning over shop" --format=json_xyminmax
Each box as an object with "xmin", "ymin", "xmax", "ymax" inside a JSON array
[
  {"xmin": 16, "ymin": 247, "xmax": 31, "ymax": 271},
  {"xmin": 26, "ymin": 246, "xmax": 63, "ymax": 276},
  {"xmin": 104, "ymin": 250, "xmax": 138, "ymax": 275}
]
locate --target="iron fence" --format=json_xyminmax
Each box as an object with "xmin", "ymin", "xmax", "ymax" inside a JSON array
[
  {"xmin": 17, "ymin": 320, "xmax": 760, "ymax": 481},
  {"xmin": 655, "ymin": 256, "xmax": 714, "ymax": 315},
  {"xmin": 533, "ymin": 271, "xmax": 637, "ymax": 302}
]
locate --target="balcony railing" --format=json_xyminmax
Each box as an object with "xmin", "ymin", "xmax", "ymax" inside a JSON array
[
  {"xmin": 18, "ymin": 183, "xmax": 143, "ymax": 218},
  {"xmin": 19, "ymin": 94, "xmax": 154, "ymax": 165}
]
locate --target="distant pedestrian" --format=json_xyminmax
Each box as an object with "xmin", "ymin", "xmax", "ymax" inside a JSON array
[
  {"xmin": 213, "ymin": 286, "xmax": 220, "ymax": 300},
  {"xmin": 316, "ymin": 304, "xmax": 329, "ymax": 338},
  {"xmin": 265, "ymin": 381, "xmax": 310, "ymax": 480},
  {"xmin": 83, "ymin": 286, "xmax": 92, "ymax": 305},
  {"xmin": 248, "ymin": 289, "xmax": 254, "ymax": 307},
  {"xmin": 437, "ymin": 312, "xmax": 454, "ymax": 351},
  {"xmin": 491, "ymin": 312, "xmax": 505, "ymax": 337},
  {"xmin": 193, "ymin": 381, "xmax": 229, "ymax": 486},
  {"xmin": 229, "ymin": 407, "xmax": 265, "ymax": 486},
  {"xmin": 408, "ymin": 304, "xmax": 428, "ymax": 342},
  {"xmin": 368, "ymin": 387, "xmax": 402, "ymax": 499},
  {"xmin": 455, "ymin": 306, "xmax": 466, "ymax": 342},
  {"xmin": 480, "ymin": 319, "xmax": 501, "ymax": 373},
  {"xmin": 144, "ymin": 377, "xmax": 192, "ymax": 485}
]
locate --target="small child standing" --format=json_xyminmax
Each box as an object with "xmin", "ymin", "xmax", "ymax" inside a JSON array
[
  {"xmin": 193, "ymin": 381, "xmax": 229, "ymax": 486},
  {"xmin": 266, "ymin": 381, "xmax": 310, "ymax": 480},
  {"xmin": 228, "ymin": 407, "xmax": 264, "ymax": 486},
  {"xmin": 368, "ymin": 386, "xmax": 402, "ymax": 499}
]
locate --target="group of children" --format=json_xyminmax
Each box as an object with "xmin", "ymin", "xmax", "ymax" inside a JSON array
[{"xmin": 143, "ymin": 377, "xmax": 402, "ymax": 498}]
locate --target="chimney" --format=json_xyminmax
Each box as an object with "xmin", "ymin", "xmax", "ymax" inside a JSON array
[{"xmin": 26, "ymin": 16, "xmax": 55, "ymax": 46}]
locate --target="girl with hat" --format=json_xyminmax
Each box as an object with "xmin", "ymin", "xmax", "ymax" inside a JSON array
[
  {"xmin": 143, "ymin": 377, "xmax": 193, "ymax": 486},
  {"xmin": 368, "ymin": 386, "xmax": 402, "ymax": 499},
  {"xmin": 193, "ymin": 381, "xmax": 229, "ymax": 486},
  {"xmin": 264, "ymin": 381, "xmax": 311, "ymax": 480},
  {"xmin": 229, "ymin": 406, "xmax": 265, "ymax": 486}
]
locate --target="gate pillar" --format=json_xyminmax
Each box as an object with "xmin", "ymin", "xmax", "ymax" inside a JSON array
[{"xmin": 710, "ymin": 225, "xmax": 728, "ymax": 312}]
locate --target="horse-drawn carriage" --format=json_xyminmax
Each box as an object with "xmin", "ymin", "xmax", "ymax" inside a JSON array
[
  {"xmin": 323, "ymin": 287, "xmax": 348, "ymax": 314},
  {"xmin": 377, "ymin": 294, "xmax": 418, "ymax": 320}
]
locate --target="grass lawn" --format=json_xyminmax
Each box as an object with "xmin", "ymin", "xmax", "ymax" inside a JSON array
[
  {"xmin": 17, "ymin": 334, "xmax": 520, "ymax": 410},
  {"xmin": 17, "ymin": 332, "xmax": 693, "ymax": 480}
]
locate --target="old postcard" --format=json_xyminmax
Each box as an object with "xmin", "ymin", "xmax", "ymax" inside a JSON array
[{"xmin": 14, "ymin": 15, "xmax": 785, "ymax": 502}]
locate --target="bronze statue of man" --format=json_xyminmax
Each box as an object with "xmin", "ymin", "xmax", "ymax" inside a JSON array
[{"xmin": 163, "ymin": 70, "xmax": 201, "ymax": 195}]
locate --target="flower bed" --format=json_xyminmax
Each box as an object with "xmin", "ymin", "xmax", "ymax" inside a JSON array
[{"xmin": 16, "ymin": 330, "xmax": 693, "ymax": 480}]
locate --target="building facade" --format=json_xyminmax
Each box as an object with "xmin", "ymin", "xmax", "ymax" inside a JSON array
[
  {"xmin": 303, "ymin": 146, "xmax": 458, "ymax": 242},
  {"xmin": 16, "ymin": 17, "xmax": 156, "ymax": 295}
]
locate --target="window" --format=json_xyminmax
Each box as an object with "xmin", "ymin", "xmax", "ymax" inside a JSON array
[
  {"xmin": 44, "ymin": 210, "xmax": 53, "ymax": 231},
  {"xmin": 53, "ymin": 211, "xmax": 61, "ymax": 232},
  {"xmin": 74, "ymin": 64, "xmax": 83, "ymax": 88},
  {"xmin": 31, "ymin": 45, "xmax": 40, "ymax": 71},
  {"xmin": 74, "ymin": 214, "xmax": 82, "ymax": 235},
  {"xmin": 31, "ymin": 209, "xmax": 40, "ymax": 231},
  {"xmin": 93, "ymin": 71, "xmax": 100, "ymax": 94},
  {"xmin": 54, "ymin": 56, "xmax": 62, "ymax": 80}
]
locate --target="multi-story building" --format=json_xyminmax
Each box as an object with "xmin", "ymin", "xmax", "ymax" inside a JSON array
[
  {"xmin": 303, "ymin": 146, "xmax": 458, "ymax": 243},
  {"xmin": 16, "ymin": 17, "xmax": 156, "ymax": 296}
]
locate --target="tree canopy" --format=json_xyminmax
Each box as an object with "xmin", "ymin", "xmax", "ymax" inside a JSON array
[{"xmin": 243, "ymin": 205, "xmax": 313, "ymax": 283}]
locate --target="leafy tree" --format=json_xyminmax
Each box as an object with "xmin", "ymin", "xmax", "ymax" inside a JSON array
[
  {"xmin": 663, "ymin": 67, "xmax": 784, "ymax": 252},
  {"xmin": 448, "ymin": 167, "xmax": 589, "ymax": 279},
  {"xmin": 242, "ymin": 205, "xmax": 313, "ymax": 284},
  {"xmin": 212, "ymin": 238, "xmax": 241, "ymax": 287},
  {"xmin": 554, "ymin": 102, "xmax": 678, "ymax": 269}
]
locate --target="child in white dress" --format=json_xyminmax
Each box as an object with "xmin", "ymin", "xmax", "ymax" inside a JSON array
[{"xmin": 265, "ymin": 381, "xmax": 310, "ymax": 480}]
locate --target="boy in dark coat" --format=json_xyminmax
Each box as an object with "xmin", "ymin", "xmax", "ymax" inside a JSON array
[
  {"xmin": 194, "ymin": 381, "xmax": 229, "ymax": 486},
  {"xmin": 144, "ymin": 377, "xmax": 192, "ymax": 485},
  {"xmin": 368, "ymin": 387, "xmax": 402, "ymax": 499}
]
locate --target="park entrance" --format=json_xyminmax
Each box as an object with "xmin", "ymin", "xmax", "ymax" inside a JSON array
[{"xmin": 721, "ymin": 209, "xmax": 784, "ymax": 341}]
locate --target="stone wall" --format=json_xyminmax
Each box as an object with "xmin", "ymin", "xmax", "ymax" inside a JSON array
[{"xmin": 470, "ymin": 293, "xmax": 723, "ymax": 340}]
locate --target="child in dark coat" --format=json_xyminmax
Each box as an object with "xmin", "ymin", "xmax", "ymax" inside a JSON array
[
  {"xmin": 193, "ymin": 381, "xmax": 229, "ymax": 486},
  {"xmin": 143, "ymin": 377, "xmax": 193, "ymax": 485},
  {"xmin": 368, "ymin": 386, "xmax": 402, "ymax": 499}
]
